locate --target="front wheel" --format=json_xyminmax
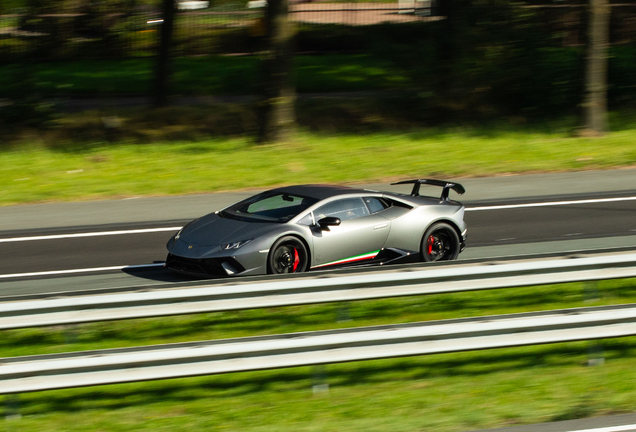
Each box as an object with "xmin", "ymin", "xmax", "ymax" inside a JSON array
[
  {"xmin": 267, "ymin": 236, "xmax": 309, "ymax": 274},
  {"xmin": 420, "ymin": 222, "xmax": 460, "ymax": 262}
]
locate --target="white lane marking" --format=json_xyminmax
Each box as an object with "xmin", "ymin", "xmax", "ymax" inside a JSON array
[
  {"xmin": 0, "ymin": 263, "xmax": 164, "ymax": 280},
  {"xmin": 565, "ymin": 424, "xmax": 636, "ymax": 432},
  {"xmin": 466, "ymin": 196, "xmax": 636, "ymax": 211},
  {"xmin": 0, "ymin": 227, "xmax": 182, "ymax": 243}
]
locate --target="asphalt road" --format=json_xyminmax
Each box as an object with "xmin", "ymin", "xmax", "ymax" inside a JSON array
[
  {"xmin": 0, "ymin": 168, "xmax": 635, "ymax": 298},
  {"xmin": 1, "ymin": 198, "xmax": 636, "ymax": 276},
  {"xmin": 469, "ymin": 413, "xmax": 636, "ymax": 432}
]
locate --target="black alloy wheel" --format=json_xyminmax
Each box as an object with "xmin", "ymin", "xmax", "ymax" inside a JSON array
[
  {"xmin": 420, "ymin": 222, "xmax": 460, "ymax": 262},
  {"xmin": 268, "ymin": 236, "xmax": 309, "ymax": 274}
]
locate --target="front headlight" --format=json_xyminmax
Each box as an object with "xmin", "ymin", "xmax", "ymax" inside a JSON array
[{"xmin": 222, "ymin": 239, "xmax": 253, "ymax": 250}]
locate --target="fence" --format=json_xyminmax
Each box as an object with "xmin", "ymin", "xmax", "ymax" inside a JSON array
[
  {"xmin": 1, "ymin": 3, "xmax": 635, "ymax": 60},
  {"xmin": 0, "ymin": 3, "xmax": 436, "ymax": 60}
]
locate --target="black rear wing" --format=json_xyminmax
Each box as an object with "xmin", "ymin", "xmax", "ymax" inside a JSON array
[{"xmin": 391, "ymin": 179, "xmax": 465, "ymax": 201}]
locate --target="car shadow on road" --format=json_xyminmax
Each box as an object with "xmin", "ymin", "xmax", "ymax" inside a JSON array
[{"xmin": 121, "ymin": 264, "xmax": 211, "ymax": 283}]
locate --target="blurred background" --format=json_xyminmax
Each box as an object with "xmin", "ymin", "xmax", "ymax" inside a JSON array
[
  {"xmin": 1, "ymin": 0, "xmax": 634, "ymax": 143},
  {"xmin": 1, "ymin": 0, "xmax": 635, "ymax": 203}
]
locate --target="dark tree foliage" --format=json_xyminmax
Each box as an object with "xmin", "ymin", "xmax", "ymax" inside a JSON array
[
  {"xmin": 434, "ymin": 0, "xmax": 458, "ymax": 121},
  {"xmin": 420, "ymin": 0, "xmax": 589, "ymax": 119},
  {"xmin": 4, "ymin": 0, "xmax": 634, "ymax": 126}
]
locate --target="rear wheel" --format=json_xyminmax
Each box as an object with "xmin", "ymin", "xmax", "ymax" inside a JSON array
[
  {"xmin": 268, "ymin": 236, "xmax": 309, "ymax": 274},
  {"xmin": 420, "ymin": 222, "xmax": 460, "ymax": 262}
]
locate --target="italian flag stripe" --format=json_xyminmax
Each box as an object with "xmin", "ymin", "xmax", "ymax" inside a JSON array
[{"xmin": 312, "ymin": 250, "xmax": 381, "ymax": 269}]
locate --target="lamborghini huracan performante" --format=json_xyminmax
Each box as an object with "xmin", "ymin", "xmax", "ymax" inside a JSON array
[{"xmin": 165, "ymin": 179, "xmax": 467, "ymax": 277}]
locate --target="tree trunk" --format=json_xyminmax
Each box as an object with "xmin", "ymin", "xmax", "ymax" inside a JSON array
[
  {"xmin": 257, "ymin": 0, "xmax": 296, "ymax": 144},
  {"xmin": 584, "ymin": 0, "xmax": 610, "ymax": 135},
  {"xmin": 154, "ymin": 0, "xmax": 176, "ymax": 108},
  {"xmin": 435, "ymin": 0, "xmax": 458, "ymax": 122}
]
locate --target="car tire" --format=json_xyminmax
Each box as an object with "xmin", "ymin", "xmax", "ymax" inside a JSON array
[
  {"xmin": 267, "ymin": 236, "xmax": 309, "ymax": 274},
  {"xmin": 420, "ymin": 222, "xmax": 460, "ymax": 262}
]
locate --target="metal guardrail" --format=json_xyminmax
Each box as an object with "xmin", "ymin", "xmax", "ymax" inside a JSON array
[
  {"xmin": 3, "ymin": 303, "xmax": 636, "ymax": 394},
  {"xmin": 1, "ymin": 252, "xmax": 636, "ymax": 330}
]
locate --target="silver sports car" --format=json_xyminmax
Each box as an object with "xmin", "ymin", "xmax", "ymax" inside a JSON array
[{"xmin": 165, "ymin": 179, "xmax": 467, "ymax": 277}]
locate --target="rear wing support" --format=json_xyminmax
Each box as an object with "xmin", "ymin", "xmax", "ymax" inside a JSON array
[{"xmin": 391, "ymin": 179, "xmax": 465, "ymax": 201}]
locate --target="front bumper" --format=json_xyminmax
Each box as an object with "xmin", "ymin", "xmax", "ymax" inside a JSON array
[{"xmin": 165, "ymin": 253, "xmax": 246, "ymax": 277}]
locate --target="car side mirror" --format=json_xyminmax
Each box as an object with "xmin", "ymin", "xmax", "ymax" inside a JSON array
[{"xmin": 317, "ymin": 216, "xmax": 341, "ymax": 231}]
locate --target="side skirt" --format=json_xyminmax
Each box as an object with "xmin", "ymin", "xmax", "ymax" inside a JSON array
[{"xmin": 309, "ymin": 248, "xmax": 419, "ymax": 271}]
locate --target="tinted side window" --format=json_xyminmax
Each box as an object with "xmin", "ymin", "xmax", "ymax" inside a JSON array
[
  {"xmin": 363, "ymin": 197, "xmax": 389, "ymax": 214},
  {"xmin": 314, "ymin": 198, "xmax": 370, "ymax": 221}
]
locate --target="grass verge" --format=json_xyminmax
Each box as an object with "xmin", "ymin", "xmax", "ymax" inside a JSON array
[
  {"xmin": 2, "ymin": 279, "xmax": 636, "ymax": 431},
  {"xmin": 1, "ymin": 108, "xmax": 635, "ymax": 206}
]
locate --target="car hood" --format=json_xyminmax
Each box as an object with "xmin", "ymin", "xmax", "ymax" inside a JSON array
[{"xmin": 178, "ymin": 212, "xmax": 276, "ymax": 246}]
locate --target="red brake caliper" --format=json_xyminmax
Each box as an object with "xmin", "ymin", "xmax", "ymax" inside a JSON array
[
  {"xmin": 427, "ymin": 236, "xmax": 434, "ymax": 255},
  {"xmin": 292, "ymin": 248, "xmax": 300, "ymax": 272}
]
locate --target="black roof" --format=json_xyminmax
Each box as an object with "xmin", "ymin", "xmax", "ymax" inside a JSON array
[{"xmin": 271, "ymin": 184, "xmax": 371, "ymax": 201}]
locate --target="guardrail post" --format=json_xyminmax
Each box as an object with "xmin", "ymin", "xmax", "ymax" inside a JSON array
[
  {"xmin": 4, "ymin": 395, "xmax": 21, "ymax": 420},
  {"xmin": 584, "ymin": 281, "xmax": 604, "ymax": 366},
  {"xmin": 587, "ymin": 344, "xmax": 605, "ymax": 367},
  {"xmin": 337, "ymin": 302, "xmax": 351, "ymax": 322},
  {"xmin": 312, "ymin": 365, "xmax": 329, "ymax": 394},
  {"xmin": 584, "ymin": 281, "xmax": 600, "ymax": 303},
  {"xmin": 64, "ymin": 325, "xmax": 78, "ymax": 344}
]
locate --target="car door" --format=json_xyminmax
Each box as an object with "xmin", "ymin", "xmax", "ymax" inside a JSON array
[{"xmin": 310, "ymin": 197, "xmax": 391, "ymax": 268}]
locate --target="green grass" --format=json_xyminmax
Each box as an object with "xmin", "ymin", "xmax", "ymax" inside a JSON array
[
  {"xmin": 1, "ymin": 112, "xmax": 635, "ymax": 206},
  {"xmin": 6, "ymin": 346, "xmax": 636, "ymax": 432},
  {"xmin": 2, "ymin": 279, "xmax": 636, "ymax": 431},
  {"xmin": 0, "ymin": 55, "xmax": 411, "ymax": 97}
]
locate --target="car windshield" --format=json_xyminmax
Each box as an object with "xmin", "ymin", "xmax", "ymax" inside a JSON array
[{"xmin": 220, "ymin": 192, "xmax": 318, "ymax": 223}]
